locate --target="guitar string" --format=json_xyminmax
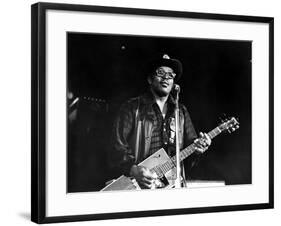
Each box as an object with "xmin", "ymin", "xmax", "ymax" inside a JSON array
[{"xmin": 151, "ymin": 126, "xmax": 223, "ymax": 178}]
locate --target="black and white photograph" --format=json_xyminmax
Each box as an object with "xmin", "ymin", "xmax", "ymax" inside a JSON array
[
  {"xmin": 67, "ymin": 32, "xmax": 250, "ymax": 192},
  {"xmin": 0, "ymin": 0, "xmax": 279, "ymax": 226},
  {"xmin": 30, "ymin": 2, "xmax": 273, "ymax": 224}
]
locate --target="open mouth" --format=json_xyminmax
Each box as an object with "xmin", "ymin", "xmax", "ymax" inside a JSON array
[{"xmin": 160, "ymin": 82, "xmax": 169, "ymax": 88}]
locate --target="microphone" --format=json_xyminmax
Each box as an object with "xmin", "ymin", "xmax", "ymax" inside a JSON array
[{"xmin": 173, "ymin": 84, "xmax": 180, "ymax": 92}]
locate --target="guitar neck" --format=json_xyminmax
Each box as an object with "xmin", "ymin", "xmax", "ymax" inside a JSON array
[
  {"xmin": 175, "ymin": 126, "xmax": 222, "ymax": 162},
  {"xmin": 151, "ymin": 126, "xmax": 223, "ymax": 176}
]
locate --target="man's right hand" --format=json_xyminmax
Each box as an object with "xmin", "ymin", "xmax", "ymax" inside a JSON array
[{"xmin": 130, "ymin": 165, "xmax": 158, "ymax": 189}]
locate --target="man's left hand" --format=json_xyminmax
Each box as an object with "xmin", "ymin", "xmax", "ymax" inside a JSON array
[{"xmin": 194, "ymin": 132, "xmax": 211, "ymax": 154}]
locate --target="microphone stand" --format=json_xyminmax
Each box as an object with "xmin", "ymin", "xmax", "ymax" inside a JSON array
[{"xmin": 174, "ymin": 85, "xmax": 181, "ymax": 188}]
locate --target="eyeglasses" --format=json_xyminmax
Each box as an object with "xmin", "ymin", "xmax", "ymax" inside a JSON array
[{"xmin": 155, "ymin": 68, "xmax": 176, "ymax": 80}]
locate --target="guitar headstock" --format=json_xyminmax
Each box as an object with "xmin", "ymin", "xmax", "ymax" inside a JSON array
[{"xmin": 218, "ymin": 117, "xmax": 239, "ymax": 133}]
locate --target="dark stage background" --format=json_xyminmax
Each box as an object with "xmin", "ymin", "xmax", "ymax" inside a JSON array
[{"xmin": 67, "ymin": 32, "xmax": 252, "ymax": 192}]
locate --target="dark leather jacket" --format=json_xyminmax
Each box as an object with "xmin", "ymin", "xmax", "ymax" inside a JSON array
[{"xmin": 109, "ymin": 91, "xmax": 198, "ymax": 177}]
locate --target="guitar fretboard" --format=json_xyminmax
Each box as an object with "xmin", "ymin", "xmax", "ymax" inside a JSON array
[{"xmin": 150, "ymin": 126, "xmax": 223, "ymax": 177}]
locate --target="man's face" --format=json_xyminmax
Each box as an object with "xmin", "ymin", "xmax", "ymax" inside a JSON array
[{"xmin": 149, "ymin": 66, "xmax": 176, "ymax": 97}]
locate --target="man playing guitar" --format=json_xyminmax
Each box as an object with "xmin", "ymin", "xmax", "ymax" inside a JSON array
[{"xmin": 108, "ymin": 54, "xmax": 211, "ymax": 189}]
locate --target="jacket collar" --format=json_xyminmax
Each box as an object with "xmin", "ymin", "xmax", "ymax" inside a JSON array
[
  {"xmin": 140, "ymin": 89, "xmax": 177, "ymax": 107},
  {"xmin": 138, "ymin": 90, "xmax": 176, "ymax": 121}
]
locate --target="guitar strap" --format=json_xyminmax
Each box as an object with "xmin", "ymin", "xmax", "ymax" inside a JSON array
[{"xmin": 134, "ymin": 97, "xmax": 141, "ymax": 162}]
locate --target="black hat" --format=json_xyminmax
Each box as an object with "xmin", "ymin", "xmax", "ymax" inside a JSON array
[{"xmin": 148, "ymin": 54, "xmax": 183, "ymax": 81}]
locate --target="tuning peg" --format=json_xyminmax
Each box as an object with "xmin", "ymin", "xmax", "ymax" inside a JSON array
[
  {"xmin": 219, "ymin": 116, "xmax": 227, "ymax": 123},
  {"xmin": 221, "ymin": 113, "xmax": 230, "ymax": 122}
]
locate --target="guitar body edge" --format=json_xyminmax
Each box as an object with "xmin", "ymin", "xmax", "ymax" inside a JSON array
[{"xmin": 101, "ymin": 148, "xmax": 177, "ymax": 191}]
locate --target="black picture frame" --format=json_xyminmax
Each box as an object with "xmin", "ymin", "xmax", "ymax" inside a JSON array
[{"xmin": 31, "ymin": 2, "xmax": 274, "ymax": 224}]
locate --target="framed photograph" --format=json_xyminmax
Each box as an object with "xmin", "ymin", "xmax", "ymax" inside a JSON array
[{"xmin": 31, "ymin": 2, "xmax": 274, "ymax": 223}]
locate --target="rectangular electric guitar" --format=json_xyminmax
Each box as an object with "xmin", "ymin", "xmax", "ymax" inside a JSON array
[{"xmin": 101, "ymin": 117, "xmax": 239, "ymax": 191}]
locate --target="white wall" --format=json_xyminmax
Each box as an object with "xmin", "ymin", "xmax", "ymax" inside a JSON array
[{"xmin": 0, "ymin": 0, "xmax": 279, "ymax": 225}]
